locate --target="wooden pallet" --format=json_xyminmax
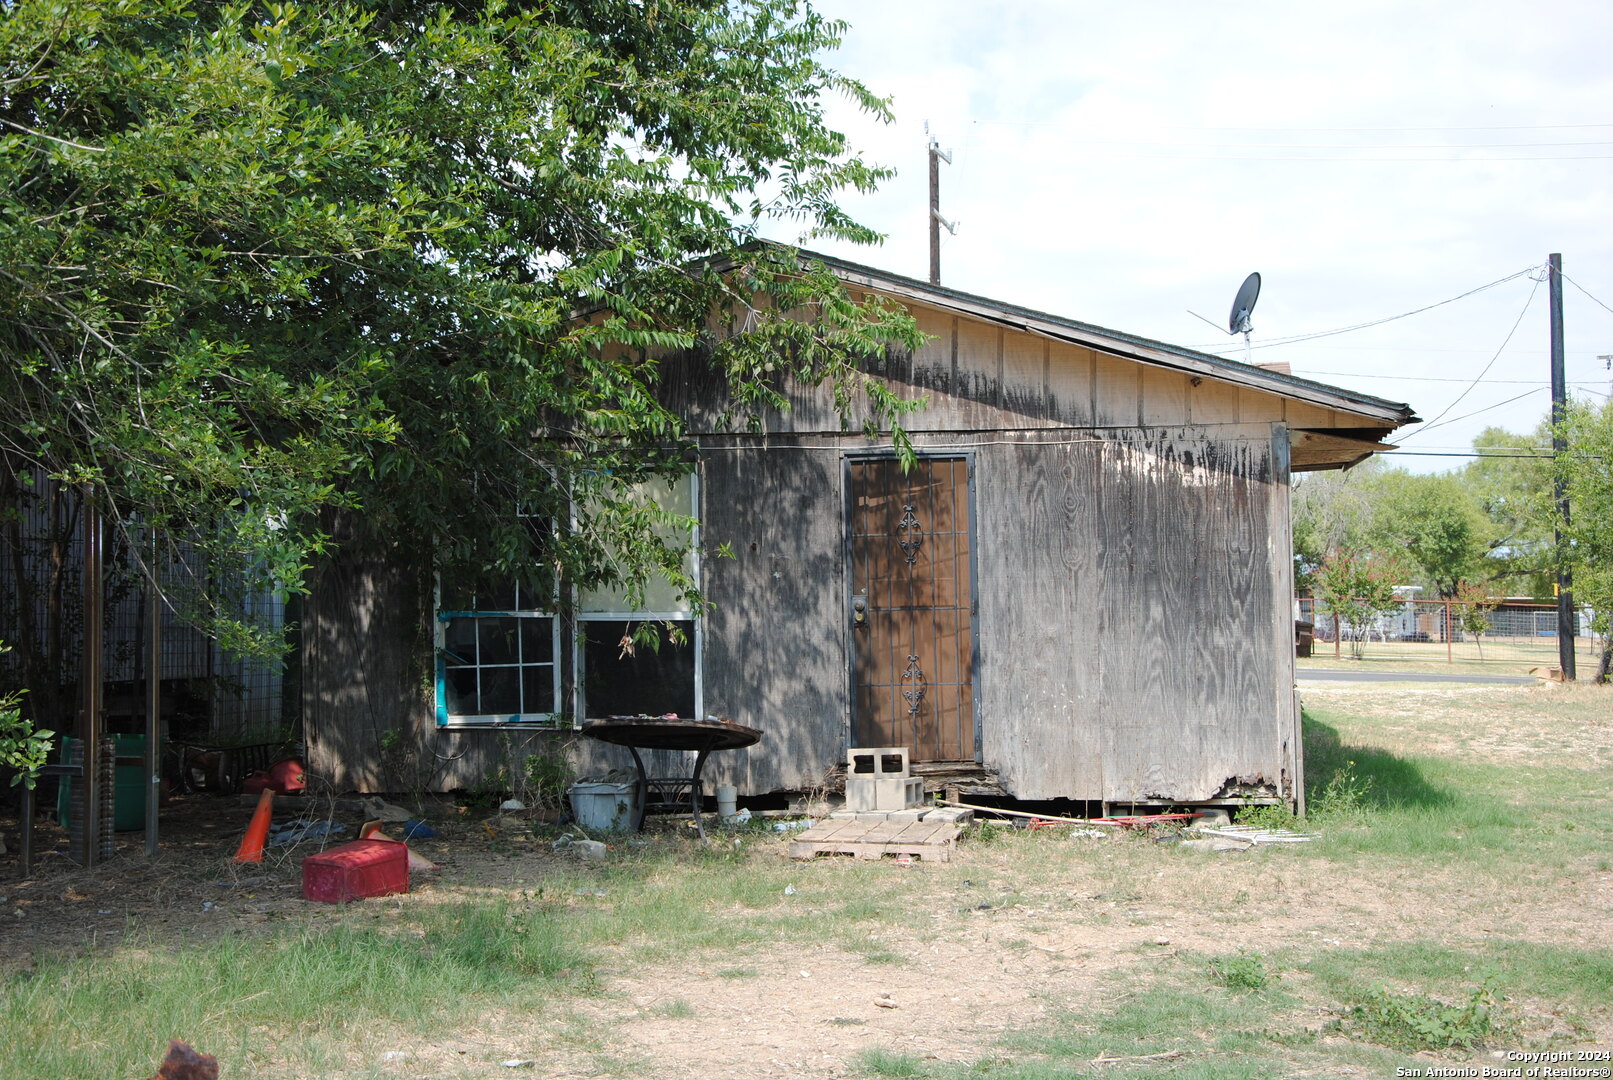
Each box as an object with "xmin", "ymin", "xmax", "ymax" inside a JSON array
[{"xmin": 788, "ymin": 818, "xmax": 962, "ymax": 861}]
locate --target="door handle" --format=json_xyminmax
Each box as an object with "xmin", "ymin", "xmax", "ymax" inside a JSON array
[{"xmin": 851, "ymin": 594, "xmax": 868, "ymax": 628}]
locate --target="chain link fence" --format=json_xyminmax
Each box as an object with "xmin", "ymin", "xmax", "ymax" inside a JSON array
[{"xmin": 1296, "ymin": 596, "xmax": 1601, "ymax": 668}]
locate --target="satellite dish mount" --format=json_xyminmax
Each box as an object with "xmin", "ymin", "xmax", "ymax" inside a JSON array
[
  {"xmin": 1228, "ymin": 272, "xmax": 1261, "ymax": 363},
  {"xmin": 1186, "ymin": 271, "xmax": 1263, "ymax": 363}
]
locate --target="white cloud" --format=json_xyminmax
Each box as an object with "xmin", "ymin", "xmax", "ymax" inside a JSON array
[{"xmin": 805, "ymin": 0, "xmax": 1613, "ymax": 463}]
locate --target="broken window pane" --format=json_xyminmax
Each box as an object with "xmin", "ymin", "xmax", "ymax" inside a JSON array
[{"xmin": 581, "ymin": 620, "xmax": 695, "ymax": 719}]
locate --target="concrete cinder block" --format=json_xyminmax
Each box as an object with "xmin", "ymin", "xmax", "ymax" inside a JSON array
[
  {"xmin": 846, "ymin": 746, "xmax": 911, "ymax": 779},
  {"xmin": 886, "ymin": 808, "xmax": 928, "ymax": 822},
  {"xmin": 845, "ymin": 775, "xmax": 925, "ymax": 811},
  {"xmin": 924, "ymin": 806, "xmax": 973, "ymax": 824}
]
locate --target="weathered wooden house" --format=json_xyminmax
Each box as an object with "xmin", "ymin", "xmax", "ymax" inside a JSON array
[{"xmin": 301, "ymin": 252, "xmax": 1416, "ymax": 809}]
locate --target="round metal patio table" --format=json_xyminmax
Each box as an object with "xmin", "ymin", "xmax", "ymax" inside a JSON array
[{"xmin": 580, "ymin": 716, "xmax": 761, "ymax": 840}]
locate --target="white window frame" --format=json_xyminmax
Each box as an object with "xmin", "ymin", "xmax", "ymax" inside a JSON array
[
  {"xmin": 435, "ymin": 578, "xmax": 564, "ymax": 728},
  {"xmin": 573, "ymin": 472, "xmax": 702, "ymax": 722}
]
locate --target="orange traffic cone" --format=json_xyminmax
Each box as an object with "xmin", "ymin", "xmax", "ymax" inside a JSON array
[{"xmin": 233, "ymin": 789, "xmax": 274, "ymax": 863}]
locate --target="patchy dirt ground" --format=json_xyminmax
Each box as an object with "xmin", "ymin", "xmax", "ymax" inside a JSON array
[{"xmin": 3, "ymin": 681, "xmax": 1611, "ymax": 1079}]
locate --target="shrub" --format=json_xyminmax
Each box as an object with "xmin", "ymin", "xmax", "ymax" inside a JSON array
[
  {"xmin": 1209, "ymin": 949, "xmax": 1272, "ymax": 992},
  {"xmin": 1345, "ymin": 984, "xmax": 1511, "ymax": 1052}
]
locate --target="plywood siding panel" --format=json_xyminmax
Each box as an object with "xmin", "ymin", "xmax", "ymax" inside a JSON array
[
  {"xmin": 1093, "ymin": 430, "xmax": 1282, "ymax": 802},
  {"xmin": 1046, "ymin": 342, "xmax": 1095, "ymax": 425},
  {"xmin": 909, "ymin": 308, "xmax": 954, "ymax": 404},
  {"xmin": 1237, "ymin": 386, "xmax": 1285, "ymax": 422},
  {"xmin": 694, "ymin": 446, "xmax": 848, "ymax": 793},
  {"xmin": 1285, "ymin": 401, "xmax": 1336, "ymax": 429},
  {"xmin": 1141, "ymin": 369, "xmax": 1190, "ymax": 427},
  {"xmin": 1267, "ymin": 425, "xmax": 1300, "ymax": 804},
  {"xmin": 654, "ymin": 349, "xmax": 732, "ymax": 433},
  {"xmin": 1190, "ymin": 379, "xmax": 1240, "ymax": 425},
  {"xmin": 976, "ymin": 439, "xmax": 1104, "ymax": 797},
  {"xmin": 301, "ymin": 533, "xmax": 435, "ymax": 792},
  {"xmin": 1093, "ymin": 352, "xmax": 1142, "ymax": 426},
  {"xmin": 945, "ymin": 318, "xmax": 1002, "ymax": 430},
  {"xmin": 1002, "ymin": 332, "xmax": 1049, "ymax": 424}
]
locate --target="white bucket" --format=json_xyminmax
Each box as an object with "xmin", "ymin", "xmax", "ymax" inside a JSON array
[
  {"xmin": 716, "ymin": 784, "xmax": 738, "ymax": 820},
  {"xmin": 568, "ymin": 782, "xmax": 638, "ymax": 831}
]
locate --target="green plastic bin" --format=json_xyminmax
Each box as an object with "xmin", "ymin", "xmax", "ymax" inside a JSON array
[{"xmin": 57, "ymin": 734, "xmax": 153, "ymax": 832}]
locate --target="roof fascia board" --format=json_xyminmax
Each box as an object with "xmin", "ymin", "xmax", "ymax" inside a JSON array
[{"xmin": 827, "ymin": 264, "xmax": 1409, "ymax": 427}]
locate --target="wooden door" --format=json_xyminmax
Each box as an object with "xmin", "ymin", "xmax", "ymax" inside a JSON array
[{"xmin": 847, "ymin": 456, "xmax": 977, "ymax": 761}]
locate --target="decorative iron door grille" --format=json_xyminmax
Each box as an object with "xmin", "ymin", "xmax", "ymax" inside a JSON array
[{"xmin": 846, "ymin": 456, "xmax": 976, "ymax": 761}]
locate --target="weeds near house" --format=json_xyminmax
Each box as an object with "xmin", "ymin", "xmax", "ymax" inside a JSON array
[
  {"xmin": 1343, "ymin": 983, "xmax": 1513, "ymax": 1052},
  {"xmin": 1311, "ymin": 758, "xmax": 1374, "ymax": 822},
  {"xmin": 524, "ymin": 744, "xmax": 575, "ymax": 815},
  {"xmin": 1209, "ymin": 949, "xmax": 1272, "ymax": 992},
  {"xmin": 860, "ymin": 1048, "xmax": 930, "ymax": 1077}
]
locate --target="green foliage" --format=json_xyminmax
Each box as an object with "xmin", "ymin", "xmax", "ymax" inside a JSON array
[
  {"xmin": 0, "ymin": 685, "xmax": 51, "ymax": 788},
  {"xmin": 3, "ymin": 898, "xmax": 588, "ymax": 1078},
  {"xmin": 1312, "ymin": 549, "xmax": 1406, "ymax": 659},
  {"xmin": 0, "ymin": 642, "xmax": 49, "ymax": 788},
  {"xmin": 1310, "ymin": 759, "xmax": 1374, "ymax": 823},
  {"xmin": 1209, "ymin": 949, "xmax": 1272, "ymax": 992},
  {"xmin": 859, "ymin": 1049, "xmax": 930, "ymax": 1078},
  {"xmin": 1367, "ymin": 471, "xmax": 1488, "ymax": 598},
  {"xmin": 1291, "ymin": 463, "xmax": 1382, "ymax": 592},
  {"xmin": 0, "ymin": 0, "xmax": 922, "ymax": 662},
  {"xmin": 524, "ymin": 745, "xmax": 574, "ymax": 813},
  {"xmin": 1553, "ymin": 399, "xmax": 1613, "ymax": 679},
  {"xmin": 1343, "ymin": 984, "xmax": 1512, "ymax": 1052},
  {"xmin": 1465, "ymin": 424, "xmax": 1556, "ymax": 596}
]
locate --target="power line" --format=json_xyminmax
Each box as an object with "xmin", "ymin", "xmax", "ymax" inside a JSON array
[
  {"xmin": 1412, "ymin": 386, "xmax": 1549, "ymax": 438},
  {"xmin": 1201, "ymin": 266, "xmax": 1541, "ymax": 354},
  {"xmin": 1381, "ymin": 450, "xmax": 1553, "ymax": 459},
  {"xmin": 1391, "ymin": 276, "xmax": 1542, "ymax": 439},
  {"xmin": 1559, "ymin": 271, "xmax": 1613, "ymax": 321},
  {"xmin": 962, "ymin": 117, "xmax": 1613, "ymax": 134},
  {"xmin": 1293, "ymin": 369, "xmax": 1606, "ymax": 387}
]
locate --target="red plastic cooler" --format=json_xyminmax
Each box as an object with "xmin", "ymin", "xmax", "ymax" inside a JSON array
[{"xmin": 301, "ymin": 839, "xmax": 409, "ymax": 903}]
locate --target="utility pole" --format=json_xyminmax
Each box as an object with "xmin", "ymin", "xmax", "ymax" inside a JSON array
[
  {"xmin": 927, "ymin": 133, "xmax": 955, "ymax": 285},
  {"xmin": 1549, "ymin": 253, "xmax": 1576, "ymax": 681}
]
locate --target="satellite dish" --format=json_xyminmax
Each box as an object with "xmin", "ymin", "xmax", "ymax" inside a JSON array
[{"xmin": 1228, "ymin": 272, "xmax": 1261, "ymax": 335}]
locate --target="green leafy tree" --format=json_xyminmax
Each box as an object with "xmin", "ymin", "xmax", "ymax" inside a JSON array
[
  {"xmin": 1365, "ymin": 470, "xmax": 1488, "ymax": 599},
  {"xmin": 1462, "ymin": 424, "xmax": 1556, "ymax": 598},
  {"xmin": 1312, "ymin": 549, "xmax": 1408, "ymax": 660},
  {"xmin": 1451, "ymin": 581, "xmax": 1500, "ymax": 659},
  {"xmin": 1291, "ymin": 462, "xmax": 1380, "ymax": 594},
  {"xmin": 1554, "ymin": 399, "xmax": 1613, "ymax": 681},
  {"xmin": 0, "ymin": 0, "xmax": 923, "ymax": 723}
]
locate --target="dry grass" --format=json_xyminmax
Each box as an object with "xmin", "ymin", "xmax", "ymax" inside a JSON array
[{"xmin": 4, "ymin": 681, "xmax": 1611, "ymax": 1079}]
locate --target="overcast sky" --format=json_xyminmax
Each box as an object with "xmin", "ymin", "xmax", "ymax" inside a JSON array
[{"xmin": 798, "ymin": 0, "xmax": 1613, "ymax": 471}]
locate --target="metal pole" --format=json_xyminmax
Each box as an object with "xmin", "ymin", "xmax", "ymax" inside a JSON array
[
  {"xmin": 928, "ymin": 140, "xmax": 941, "ymax": 286},
  {"xmin": 81, "ymin": 494, "xmax": 103, "ymax": 867},
  {"xmin": 145, "ymin": 532, "xmax": 161, "ymax": 857},
  {"xmin": 1549, "ymin": 254, "xmax": 1576, "ymax": 681},
  {"xmin": 1451, "ymin": 599, "xmax": 1464, "ymax": 667}
]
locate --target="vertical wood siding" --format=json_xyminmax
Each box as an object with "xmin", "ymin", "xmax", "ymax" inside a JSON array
[
  {"xmin": 973, "ymin": 424, "xmax": 1289, "ymax": 802},
  {"xmin": 302, "ymin": 298, "xmax": 1333, "ymax": 799}
]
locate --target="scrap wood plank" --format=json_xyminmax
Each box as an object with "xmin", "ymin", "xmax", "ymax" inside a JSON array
[
  {"xmin": 808, "ymin": 818, "xmax": 872, "ymax": 841},
  {"xmin": 788, "ymin": 818, "xmax": 962, "ymax": 862},
  {"xmin": 1195, "ymin": 825, "xmax": 1316, "ymax": 844}
]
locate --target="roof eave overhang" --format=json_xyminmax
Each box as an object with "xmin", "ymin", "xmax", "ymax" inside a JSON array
[{"xmin": 821, "ymin": 261, "xmax": 1414, "ymax": 429}]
